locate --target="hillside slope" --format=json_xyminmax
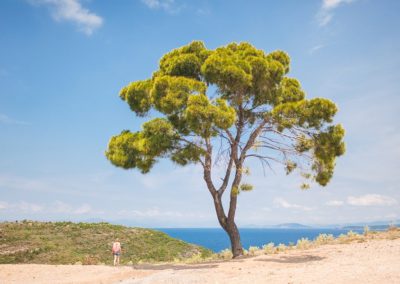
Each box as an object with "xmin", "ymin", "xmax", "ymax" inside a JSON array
[{"xmin": 0, "ymin": 221, "xmax": 212, "ymax": 265}]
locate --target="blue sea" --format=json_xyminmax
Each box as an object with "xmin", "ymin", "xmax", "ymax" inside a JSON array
[{"xmin": 157, "ymin": 228, "xmax": 364, "ymax": 252}]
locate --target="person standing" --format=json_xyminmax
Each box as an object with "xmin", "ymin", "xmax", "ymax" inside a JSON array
[{"xmin": 112, "ymin": 238, "xmax": 122, "ymax": 266}]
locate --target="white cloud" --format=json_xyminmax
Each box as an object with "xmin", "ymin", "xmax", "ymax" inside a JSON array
[
  {"xmin": 141, "ymin": 0, "xmax": 180, "ymax": 13},
  {"xmin": 29, "ymin": 0, "xmax": 103, "ymax": 35},
  {"xmin": 52, "ymin": 201, "xmax": 98, "ymax": 215},
  {"xmin": 19, "ymin": 201, "xmax": 44, "ymax": 212},
  {"xmin": 0, "ymin": 113, "xmax": 29, "ymax": 125},
  {"xmin": 326, "ymin": 200, "xmax": 344, "ymax": 206},
  {"xmin": 0, "ymin": 201, "xmax": 10, "ymax": 209},
  {"xmin": 347, "ymin": 194, "xmax": 398, "ymax": 206},
  {"xmin": 273, "ymin": 197, "xmax": 313, "ymax": 211},
  {"xmin": 117, "ymin": 207, "xmax": 212, "ymax": 220},
  {"xmin": 317, "ymin": 0, "xmax": 355, "ymax": 26},
  {"xmin": 0, "ymin": 201, "xmax": 43, "ymax": 212},
  {"xmin": 73, "ymin": 204, "xmax": 92, "ymax": 214},
  {"xmin": 118, "ymin": 207, "xmax": 183, "ymax": 218},
  {"xmin": 0, "ymin": 199, "xmax": 100, "ymax": 216},
  {"xmin": 309, "ymin": 44, "xmax": 325, "ymax": 55}
]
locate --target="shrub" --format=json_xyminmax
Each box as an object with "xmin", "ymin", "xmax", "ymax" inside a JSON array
[
  {"xmin": 276, "ymin": 243, "xmax": 287, "ymax": 252},
  {"xmin": 363, "ymin": 225, "xmax": 370, "ymax": 236},
  {"xmin": 82, "ymin": 255, "xmax": 99, "ymax": 265},
  {"xmin": 337, "ymin": 233, "xmax": 348, "ymax": 243},
  {"xmin": 337, "ymin": 230, "xmax": 362, "ymax": 244},
  {"xmin": 218, "ymin": 248, "xmax": 233, "ymax": 259},
  {"xmin": 248, "ymin": 246, "xmax": 261, "ymax": 256},
  {"xmin": 314, "ymin": 233, "xmax": 334, "ymax": 245},
  {"xmin": 296, "ymin": 238, "xmax": 312, "ymax": 250},
  {"xmin": 185, "ymin": 252, "xmax": 208, "ymax": 263},
  {"xmin": 262, "ymin": 242, "xmax": 276, "ymax": 254}
]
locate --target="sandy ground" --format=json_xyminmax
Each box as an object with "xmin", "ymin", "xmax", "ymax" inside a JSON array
[{"xmin": 1, "ymin": 238, "xmax": 399, "ymax": 284}]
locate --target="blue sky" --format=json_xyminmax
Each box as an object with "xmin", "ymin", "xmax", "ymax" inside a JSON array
[{"xmin": 0, "ymin": 0, "xmax": 399, "ymax": 227}]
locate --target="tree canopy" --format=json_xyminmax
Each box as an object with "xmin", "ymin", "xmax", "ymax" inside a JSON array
[{"xmin": 106, "ymin": 41, "xmax": 344, "ymax": 186}]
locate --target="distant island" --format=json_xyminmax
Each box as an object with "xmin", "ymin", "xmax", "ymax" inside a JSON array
[
  {"xmin": 241, "ymin": 220, "xmax": 400, "ymax": 230},
  {"xmin": 267, "ymin": 223, "xmax": 313, "ymax": 229}
]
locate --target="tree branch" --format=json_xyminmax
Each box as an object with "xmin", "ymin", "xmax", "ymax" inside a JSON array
[{"xmin": 203, "ymin": 138, "xmax": 217, "ymax": 195}]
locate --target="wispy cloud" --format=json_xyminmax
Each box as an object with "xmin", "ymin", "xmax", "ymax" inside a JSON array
[
  {"xmin": 273, "ymin": 197, "xmax": 313, "ymax": 211},
  {"xmin": 0, "ymin": 199, "xmax": 101, "ymax": 215},
  {"xmin": 117, "ymin": 207, "xmax": 212, "ymax": 220},
  {"xmin": 52, "ymin": 201, "xmax": 98, "ymax": 214},
  {"xmin": 141, "ymin": 0, "xmax": 181, "ymax": 13},
  {"xmin": 326, "ymin": 200, "xmax": 344, "ymax": 206},
  {"xmin": 0, "ymin": 201, "xmax": 43, "ymax": 212},
  {"xmin": 317, "ymin": 0, "xmax": 355, "ymax": 26},
  {"xmin": 29, "ymin": 0, "xmax": 103, "ymax": 35},
  {"xmin": 0, "ymin": 113, "xmax": 29, "ymax": 125},
  {"xmin": 347, "ymin": 194, "xmax": 398, "ymax": 206},
  {"xmin": 0, "ymin": 201, "xmax": 10, "ymax": 210},
  {"xmin": 309, "ymin": 44, "xmax": 325, "ymax": 55}
]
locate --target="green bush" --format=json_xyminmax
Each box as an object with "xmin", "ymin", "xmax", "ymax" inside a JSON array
[
  {"xmin": 248, "ymin": 246, "xmax": 260, "ymax": 256},
  {"xmin": 262, "ymin": 242, "xmax": 276, "ymax": 254},
  {"xmin": 296, "ymin": 238, "xmax": 312, "ymax": 250},
  {"xmin": 218, "ymin": 248, "xmax": 233, "ymax": 259},
  {"xmin": 314, "ymin": 233, "xmax": 334, "ymax": 245}
]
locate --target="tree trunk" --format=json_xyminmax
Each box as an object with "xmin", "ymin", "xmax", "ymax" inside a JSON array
[
  {"xmin": 212, "ymin": 194, "xmax": 244, "ymax": 258},
  {"xmin": 225, "ymin": 220, "xmax": 243, "ymax": 258}
]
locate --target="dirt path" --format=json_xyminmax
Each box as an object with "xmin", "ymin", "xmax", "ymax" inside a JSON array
[{"xmin": 1, "ymin": 238, "xmax": 399, "ymax": 284}]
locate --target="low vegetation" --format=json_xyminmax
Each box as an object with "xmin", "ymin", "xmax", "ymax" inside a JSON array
[
  {"xmin": 1, "ymin": 221, "xmax": 399, "ymax": 265},
  {"xmin": 211, "ymin": 226, "xmax": 400, "ymax": 260},
  {"xmin": 0, "ymin": 221, "xmax": 212, "ymax": 265}
]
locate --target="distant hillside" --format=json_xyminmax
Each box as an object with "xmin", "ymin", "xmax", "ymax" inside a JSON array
[
  {"xmin": 0, "ymin": 221, "xmax": 212, "ymax": 265},
  {"xmin": 272, "ymin": 223, "xmax": 312, "ymax": 229},
  {"xmin": 342, "ymin": 224, "xmax": 400, "ymax": 231}
]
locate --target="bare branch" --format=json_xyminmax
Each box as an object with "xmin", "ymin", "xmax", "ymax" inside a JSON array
[{"xmin": 218, "ymin": 149, "xmax": 234, "ymax": 196}]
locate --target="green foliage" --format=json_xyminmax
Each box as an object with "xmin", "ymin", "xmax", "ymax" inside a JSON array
[
  {"xmin": 152, "ymin": 76, "xmax": 206, "ymax": 115},
  {"xmin": 312, "ymin": 124, "xmax": 346, "ymax": 185},
  {"xmin": 158, "ymin": 41, "xmax": 210, "ymax": 80},
  {"xmin": 300, "ymin": 183, "xmax": 310, "ymax": 190},
  {"xmin": 231, "ymin": 186, "xmax": 240, "ymax": 196},
  {"xmin": 0, "ymin": 221, "xmax": 211, "ymax": 265},
  {"xmin": 272, "ymin": 98, "xmax": 338, "ymax": 130},
  {"xmin": 285, "ymin": 161, "xmax": 297, "ymax": 175},
  {"xmin": 185, "ymin": 94, "xmax": 236, "ymax": 137},
  {"xmin": 240, "ymin": 183, "xmax": 254, "ymax": 192},
  {"xmin": 120, "ymin": 79, "xmax": 153, "ymax": 116},
  {"xmin": 171, "ymin": 144, "xmax": 206, "ymax": 166},
  {"xmin": 107, "ymin": 40, "xmax": 345, "ymax": 189}
]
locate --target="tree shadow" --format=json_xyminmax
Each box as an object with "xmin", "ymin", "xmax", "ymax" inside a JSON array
[
  {"xmin": 133, "ymin": 263, "xmax": 219, "ymax": 271},
  {"xmin": 254, "ymin": 255, "xmax": 325, "ymax": 264}
]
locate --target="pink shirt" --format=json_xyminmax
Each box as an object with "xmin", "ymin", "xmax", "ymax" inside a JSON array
[{"xmin": 112, "ymin": 242, "xmax": 121, "ymax": 252}]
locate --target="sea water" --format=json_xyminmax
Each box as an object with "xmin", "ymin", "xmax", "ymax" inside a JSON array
[{"xmin": 157, "ymin": 228, "xmax": 364, "ymax": 252}]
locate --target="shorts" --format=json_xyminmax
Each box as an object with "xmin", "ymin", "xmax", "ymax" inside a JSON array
[{"xmin": 113, "ymin": 252, "xmax": 121, "ymax": 256}]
